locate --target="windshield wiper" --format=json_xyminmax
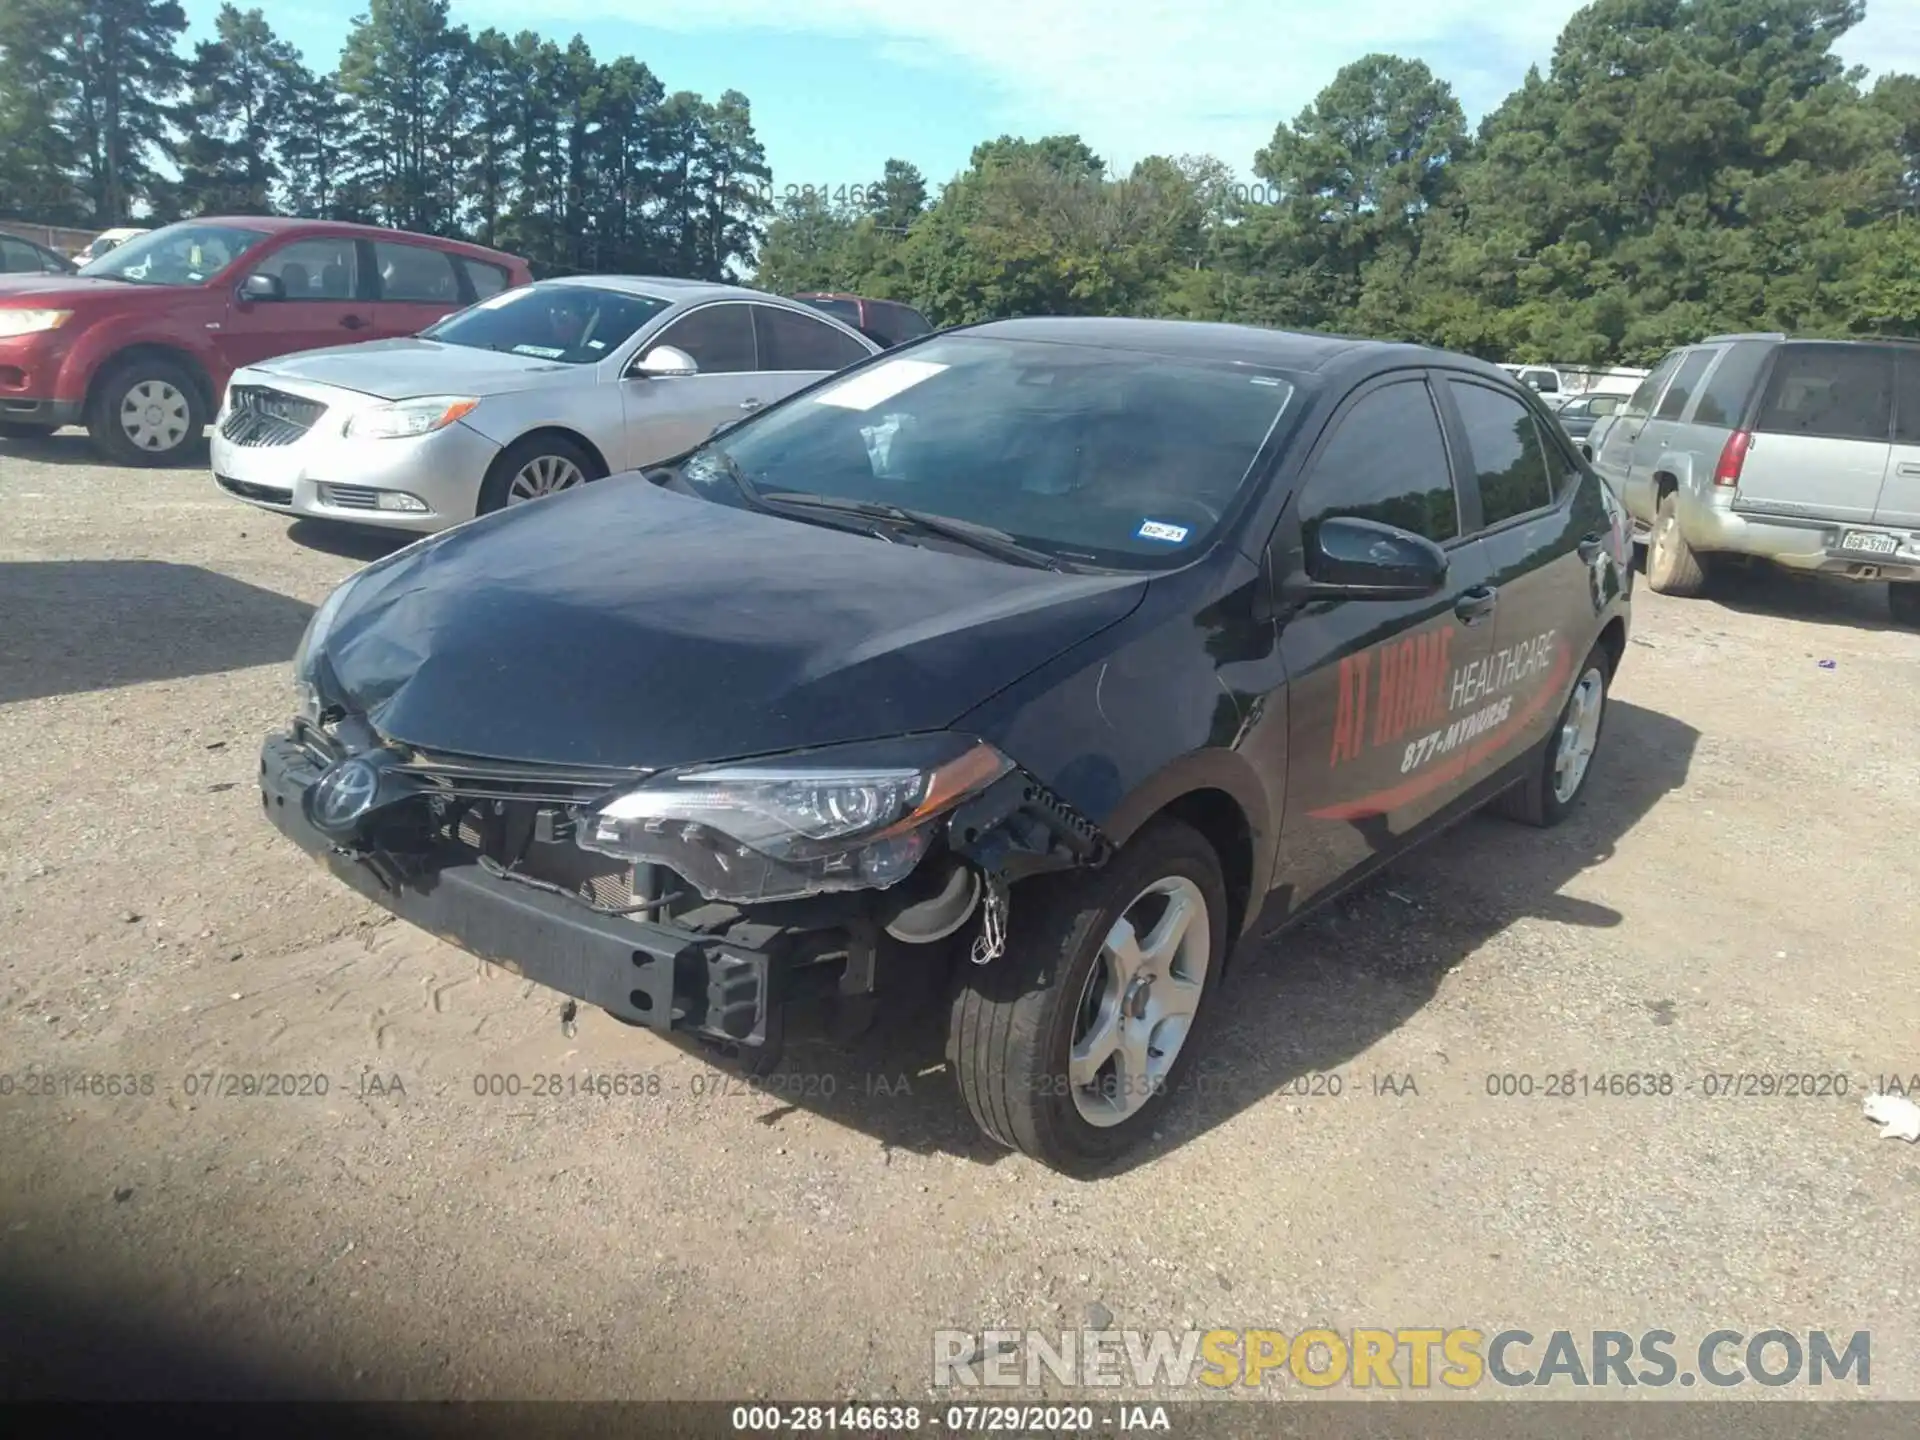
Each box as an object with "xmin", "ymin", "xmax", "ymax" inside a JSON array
[
  {"xmin": 686, "ymin": 462, "xmax": 894, "ymax": 541},
  {"xmin": 759, "ymin": 492, "xmax": 1068, "ymax": 571}
]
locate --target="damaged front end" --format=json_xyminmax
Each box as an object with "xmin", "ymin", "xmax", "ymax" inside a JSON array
[{"xmin": 259, "ymin": 711, "xmax": 1109, "ymax": 1065}]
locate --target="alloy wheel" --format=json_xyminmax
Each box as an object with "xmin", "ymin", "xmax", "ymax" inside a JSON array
[
  {"xmin": 1552, "ymin": 665, "xmax": 1607, "ymax": 803},
  {"xmin": 1068, "ymin": 876, "xmax": 1211, "ymax": 1127},
  {"xmin": 506, "ymin": 454, "xmax": 586, "ymax": 504}
]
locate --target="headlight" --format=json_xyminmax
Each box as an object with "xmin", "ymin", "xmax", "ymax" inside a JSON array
[
  {"xmin": 578, "ymin": 738, "xmax": 1013, "ymax": 903},
  {"xmin": 343, "ymin": 396, "xmax": 478, "ymax": 440},
  {"xmin": 291, "ymin": 573, "xmax": 358, "ymax": 690},
  {"xmin": 0, "ymin": 309, "xmax": 72, "ymax": 338}
]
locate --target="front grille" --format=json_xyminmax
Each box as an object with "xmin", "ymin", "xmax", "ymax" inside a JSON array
[
  {"xmin": 216, "ymin": 473, "xmax": 293, "ymax": 505},
  {"xmin": 292, "ymin": 723, "xmax": 666, "ymax": 911},
  {"xmin": 391, "ymin": 747, "xmax": 649, "ymax": 808},
  {"xmin": 319, "ymin": 483, "xmax": 381, "ymax": 510},
  {"xmin": 221, "ymin": 385, "xmax": 327, "ymax": 447}
]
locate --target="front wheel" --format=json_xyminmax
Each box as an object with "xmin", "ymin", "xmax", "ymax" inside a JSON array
[
  {"xmin": 477, "ymin": 434, "xmax": 604, "ymax": 515},
  {"xmin": 86, "ymin": 357, "xmax": 207, "ymax": 466},
  {"xmin": 948, "ymin": 817, "xmax": 1226, "ymax": 1174},
  {"xmin": 1491, "ymin": 642, "xmax": 1611, "ymax": 828}
]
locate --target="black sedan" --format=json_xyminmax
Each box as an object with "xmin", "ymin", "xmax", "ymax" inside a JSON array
[{"xmin": 260, "ymin": 318, "xmax": 1633, "ymax": 1173}]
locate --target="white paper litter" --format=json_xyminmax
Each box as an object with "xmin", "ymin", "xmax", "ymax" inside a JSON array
[{"xmin": 1863, "ymin": 1093, "xmax": 1920, "ymax": 1142}]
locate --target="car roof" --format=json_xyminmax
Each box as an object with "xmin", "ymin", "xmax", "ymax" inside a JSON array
[
  {"xmin": 540, "ymin": 275, "xmax": 846, "ymax": 310},
  {"xmin": 953, "ymin": 316, "xmax": 1510, "ymax": 385},
  {"xmin": 188, "ymin": 215, "xmax": 524, "ymax": 264}
]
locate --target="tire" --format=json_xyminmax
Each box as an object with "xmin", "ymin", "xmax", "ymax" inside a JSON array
[
  {"xmin": 0, "ymin": 420, "xmax": 56, "ymax": 440},
  {"xmin": 948, "ymin": 817, "xmax": 1227, "ymax": 1175},
  {"xmin": 85, "ymin": 356, "xmax": 207, "ymax": 466},
  {"xmin": 1491, "ymin": 642, "xmax": 1612, "ymax": 828},
  {"xmin": 477, "ymin": 434, "xmax": 604, "ymax": 515},
  {"xmin": 1891, "ymin": 583, "xmax": 1920, "ymax": 629},
  {"xmin": 1645, "ymin": 490, "xmax": 1708, "ymax": 596}
]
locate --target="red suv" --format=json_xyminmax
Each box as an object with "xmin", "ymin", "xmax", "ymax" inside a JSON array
[{"xmin": 0, "ymin": 216, "xmax": 531, "ymax": 465}]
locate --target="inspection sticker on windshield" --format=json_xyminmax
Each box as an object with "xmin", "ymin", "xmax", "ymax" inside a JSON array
[
  {"xmin": 816, "ymin": 359, "xmax": 947, "ymax": 411},
  {"xmin": 1137, "ymin": 520, "xmax": 1190, "ymax": 543}
]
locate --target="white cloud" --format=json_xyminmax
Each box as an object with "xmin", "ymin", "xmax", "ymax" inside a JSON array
[{"xmin": 470, "ymin": 0, "xmax": 1920, "ymax": 177}]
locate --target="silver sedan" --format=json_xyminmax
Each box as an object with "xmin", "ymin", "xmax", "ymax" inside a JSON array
[{"xmin": 209, "ymin": 276, "xmax": 882, "ymax": 532}]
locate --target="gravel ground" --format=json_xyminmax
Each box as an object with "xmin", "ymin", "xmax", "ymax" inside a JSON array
[{"xmin": 2, "ymin": 432, "xmax": 1917, "ymax": 1407}]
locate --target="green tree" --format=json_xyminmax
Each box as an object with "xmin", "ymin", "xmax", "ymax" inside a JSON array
[
  {"xmin": 277, "ymin": 62, "xmax": 349, "ymax": 216},
  {"xmin": 12, "ymin": 0, "xmax": 191, "ymax": 223},
  {"xmin": 176, "ymin": 5, "xmax": 301, "ymax": 214},
  {"xmin": 336, "ymin": 0, "xmax": 470, "ymax": 233},
  {"xmin": 0, "ymin": 0, "xmax": 84, "ymax": 220}
]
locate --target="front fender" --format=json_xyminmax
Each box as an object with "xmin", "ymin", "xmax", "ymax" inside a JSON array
[{"xmin": 60, "ymin": 312, "xmax": 228, "ymax": 402}]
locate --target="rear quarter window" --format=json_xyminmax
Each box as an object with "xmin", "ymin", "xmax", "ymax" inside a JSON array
[
  {"xmin": 460, "ymin": 258, "xmax": 510, "ymax": 299},
  {"xmin": 1754, "ymin": 344, "xmax": 1896, "ymax": 443},
  {"xmin": 1691, "ymin": 341, "xmax": 1773, "ymax": 428}
]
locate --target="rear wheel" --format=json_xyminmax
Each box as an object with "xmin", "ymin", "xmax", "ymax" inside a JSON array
[
  {"xmin": 948, "ymin": 817, "xmax": 1226, "ymax": 1175},
  {"xmin": 1491, "ymin": 642, "xmax": 1611, "ymax": 828},
  {"xmin": 86, "ymin": 357, "xmax": 207, "ymax": 466},
  {"xmin": 1646, "ymin": 491, "xmax": 1708, "ymax": 596},
  {"xmin": 1891, "ymin": 583, "xmax": 1920, "ymax": 629},
  {"xmin": 0, "ymin": 420, "xmax": 56, "ymax": 440},
  {"xmin": 477, "ymin": 434, "xmax": 604, "ymax": 516}
]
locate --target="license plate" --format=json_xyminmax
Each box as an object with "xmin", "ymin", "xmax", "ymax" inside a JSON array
[{"xmin": 1838, "ymin": 530, "xmax": 1898, "ymax": 556}]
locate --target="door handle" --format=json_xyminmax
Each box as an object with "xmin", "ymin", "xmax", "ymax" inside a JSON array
[
  {"xmin": 1577, "ymin": 531, "xmax": 1605, "ymax": 561},
  {"xmin": 340, "ymin": 315, "xmax": 367, "ymax": 331},
  {"xmin": 1898, "ymin": 462, "xmax": 1920, "ymax": 477},
  {"xmin": 739, "ymin": 398, "xmax": 763, "ymax": 410},
  {"xmin": 1454, "ymin": 586, "xmax": 1497, "ymax": 625}
]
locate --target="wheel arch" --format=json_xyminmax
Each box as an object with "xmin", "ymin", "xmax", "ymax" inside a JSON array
[
  {"xmin": 1099, "ymin": 752, "xmax": 1273, "ymax": 952},
  {"xmin": 498, "ymin": 425, "xmax": 610, "ymax": 478},
  {"xmin": 1596, "ymin": 616, "xmax": 1627, "ymax": 678},
  {"xmin": 85, "ymin": 343, "xmax": 216, "ymax": 414}
]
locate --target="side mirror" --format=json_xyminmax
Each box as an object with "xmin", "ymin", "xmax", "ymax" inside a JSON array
[
  {"xmin": 240, "ymin": 272, "xmax": 284, "ymax": 302},
  {"xmin": 1290, "ymin": 515, "xmax": 1448, "ymax": 601},
  {"xmin": 635, "ymin": 345, "xmax": 698, "ymax": 378}
]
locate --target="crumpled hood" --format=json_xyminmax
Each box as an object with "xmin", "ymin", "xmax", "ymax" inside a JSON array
[
  {"xmin": 247, "ymin": 337, "xmax": 578, "ymax": 400},
  {"xmin": 315, "ymin": 476, "xmax": 1148, "ymax": 768}
]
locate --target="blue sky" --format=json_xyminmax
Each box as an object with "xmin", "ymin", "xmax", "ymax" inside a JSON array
[{"xmin": 213, "ymin": 1, "xmax": 1920, "ymax": 195}]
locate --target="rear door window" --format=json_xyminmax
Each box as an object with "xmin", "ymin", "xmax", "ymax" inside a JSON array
[
  {"xmin": 1753, "ymin": 344, "xmax": 1896, "ymax": 443},
  {"xmin": 373, "ymin": 242, "xmax": 462, "ymax": 304},
  {"xmin": 753, "ymin": 304, "xmax": 871, "ymax": 371},
  {"xmin": 1654, "ymin": 349, "xmax": 1717, "ymax": 420},
  {"xmin": 1449, "ymin": 379, "xmax": 1556, "ymax": 527},
  {"xmin": 1620, "ymin": 352, "xmax": 1684, "ymax": 420}
]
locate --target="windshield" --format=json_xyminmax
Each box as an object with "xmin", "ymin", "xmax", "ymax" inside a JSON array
[
  {"xmin": 80, "ymin": 223, "xmax": 267, "ymax": 285},
  {"xmin": 421, "ymin": 284, "xmax": 669, "ymax": 363},
  {"xmin": 683, "ymin": 335, "xmax": 1297, "ymax": 569}
]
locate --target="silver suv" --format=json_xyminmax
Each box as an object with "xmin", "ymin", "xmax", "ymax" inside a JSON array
[{"xmin": 1593, "ymin": 334, "xmax": 1920, "ymax": 625}]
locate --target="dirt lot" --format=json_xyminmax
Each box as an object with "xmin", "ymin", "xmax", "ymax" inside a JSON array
[{"xmin": 3, "ymin": 433, "xmax": 1918, "ymax": 1406}]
